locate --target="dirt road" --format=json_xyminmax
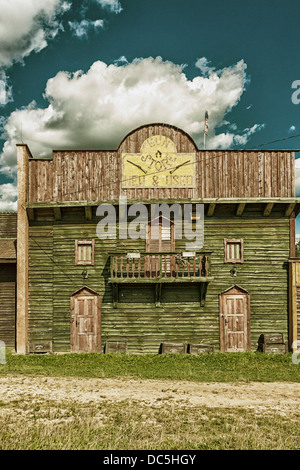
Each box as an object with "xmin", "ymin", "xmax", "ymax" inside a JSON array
[{"xmin": 1, "ymin": 375, "xmax": 299, "ymax": 413}]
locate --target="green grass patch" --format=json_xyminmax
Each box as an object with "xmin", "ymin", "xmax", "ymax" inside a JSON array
[
  {"xmin": 1, "ymin": 349, "xmax": 300, "ymax": 382},
  {"xmin": 0, "ymin": 399, "xmax": 299, "ymax": 450}
]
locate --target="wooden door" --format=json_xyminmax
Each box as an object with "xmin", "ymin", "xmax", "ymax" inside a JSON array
[
  {"xmin": 219, "ymin": 286, "xmax": 250, "ymax": 352},
  {"xmin": 70, "ymin": 288, "xmax": 101, "ymax": 353}
]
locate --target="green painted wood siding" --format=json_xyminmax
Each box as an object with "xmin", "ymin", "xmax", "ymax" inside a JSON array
[{"xmin": 28, "ymin": 205, "xmax": 290, "ymax": 353}]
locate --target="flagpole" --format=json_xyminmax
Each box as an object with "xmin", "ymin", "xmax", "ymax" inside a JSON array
[{"xmin": 204, "ymin": 110, "xmax": 208, "ymax": 150}]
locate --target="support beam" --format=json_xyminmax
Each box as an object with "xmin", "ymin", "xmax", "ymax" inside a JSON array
[
  {"xmin": 290, "ymin": 211, "xmax": 296, "ymax": 258},
  {"xmin": 112, "ymin": 284, "xmax": 118, "ymax": 308},
  {"xmin": 53, "ymin": 207, "xmax": 61, "ymax": 220},
  {"xmin": 289, "ymin": 261, "xmax": 298, "ymax": 352},
  {"xmin": 85, "ymin": 206, "xmax": 92, "ymax": 221},
  {"xmin": 236, "ymin": 203, "xmax": 246, "ymax": 217},
  {"xmin": 16, "ymin": 144, "xmax": 31, "ymax": 354},
  {"xmin": 285, "ymin": 203, "xmax": 296, "ymax": 217},
  {"xmin": 263, "ymin": 203, "xmax": 274, "ymax": 217},
  {"xmin": 155, "ymin": 284, "xmax": 162, "ymax": 307},
  {"xmin": 200, "ymin": 283, "xmax": 208, "ymax": 307},
  {"xmin": 207, "ymin": 203, "xmax": 216, "ymax": 217}
]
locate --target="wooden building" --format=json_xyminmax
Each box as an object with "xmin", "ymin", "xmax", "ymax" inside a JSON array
[
  {"xmin": 0, "ymin": 213, "xmax": 17, "ymax": 349},
  {"xmin": 10, "ymin": 123, "xmax": 300, "ymax": 354}
]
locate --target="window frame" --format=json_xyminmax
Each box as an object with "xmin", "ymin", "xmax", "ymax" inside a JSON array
[
  {"xmin": 146, "ymin": 216, "xmax": 175, "ymax": 253},
  {"xmin": 224, "ymin": 238, "xmax": 244, "ymax": 264},
  {"xmin": 75, "ymin": 240, "xmax": 95, "ymax": 266}
]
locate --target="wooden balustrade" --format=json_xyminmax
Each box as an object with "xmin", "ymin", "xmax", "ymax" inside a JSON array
[{"xmin": 110, "ymin": 252, "xmax": 210, "ymax": 281}]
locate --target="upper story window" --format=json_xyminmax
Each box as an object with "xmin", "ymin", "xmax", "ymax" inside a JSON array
[
  {"xmin": 224, "ymin": 239, "xmax": 244, "ymax": 263},
  {"xmin": 75, "ymin": 240, "xmax": 95, "ymax": 265},
  {"xmin": 146, "ymin": 216, "xmax": 175, "ymax": 253}
]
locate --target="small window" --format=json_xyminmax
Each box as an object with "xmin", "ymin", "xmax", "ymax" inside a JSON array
[
  {"xmin": 224, "ymin": 239, "xmax": 243, "ymax": 263},
  {"xmin": 75, "ymin": 240, "xmax": 95, "ymax": 265}
]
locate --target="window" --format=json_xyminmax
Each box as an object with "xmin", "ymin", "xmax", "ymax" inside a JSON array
[
  {"xmin": 75, "ymin": 240, "xmax": 95, "ymax": 265},
  {"xmin": 224, "ymin": 239, "xmax": 243, "ymax": 263},
  {"xmin": 146, "ymin": 216, "xmax": 175, "ymax": 253},
  {"xmin": 145, "ymin": 216, "xmax": 175, "ymax": 276}
]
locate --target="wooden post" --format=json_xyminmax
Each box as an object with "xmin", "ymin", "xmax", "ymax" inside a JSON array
[
  {"xmin": 289, "ymin": 261, "xmax": 298, "ymax": 352},
  {"xmin": 290, "ymin": 211, "xmax": 296, "ymax": 258},
  {"xmin": 16, "ymin": 144, "xmax": 31, "ymax": 354}
]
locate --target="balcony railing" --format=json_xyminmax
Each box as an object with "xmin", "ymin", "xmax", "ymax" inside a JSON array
[{"xmin": 108, "ymin": 252, "xmax": 212, "ymax": 283}]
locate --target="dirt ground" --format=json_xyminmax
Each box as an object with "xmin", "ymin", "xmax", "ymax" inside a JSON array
[{"xmin": 1, "ymin": 375, "xmax": 300, "ymax": 414}]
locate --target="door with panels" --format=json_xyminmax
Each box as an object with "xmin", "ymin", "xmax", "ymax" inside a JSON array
[
  {"xmin": 70, "ymin": 287, "xmax": 101, "ymax": 352},
  {"xmin": 219, "ymin": 285, "xmax": 251, "ymax": 352}
]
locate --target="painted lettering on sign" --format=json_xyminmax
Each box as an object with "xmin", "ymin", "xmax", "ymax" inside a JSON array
[{"xmin": 122, "ymin": 135, "xmax": 196, "ymax": 188}]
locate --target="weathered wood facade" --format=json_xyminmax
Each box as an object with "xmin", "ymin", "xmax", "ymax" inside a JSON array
[
  {"xmin": 0, "ymin": 213, "xmax": 17, "ymax": 349},
  {"xmin": 11, "ymin": 123, "xmax": 300, "ymax": 354}
]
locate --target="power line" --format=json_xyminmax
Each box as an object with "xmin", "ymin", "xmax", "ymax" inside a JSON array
[{"xmin": 252, "ymin": 133, "xmax": 300, "ymax": 148}]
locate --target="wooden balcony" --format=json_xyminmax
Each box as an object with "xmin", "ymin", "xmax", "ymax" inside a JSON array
[{"xmin": 108, "ymin": 252, "xmax": 213, "ymax": 284}]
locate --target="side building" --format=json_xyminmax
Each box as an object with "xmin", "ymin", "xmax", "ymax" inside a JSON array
[
  {"xmin": 0, "ymin": 213, "xmax": 17, "ymax": 350},
  {"xmin": 13, "ymin": 123, "xmax": 300, "ymax": 354}
]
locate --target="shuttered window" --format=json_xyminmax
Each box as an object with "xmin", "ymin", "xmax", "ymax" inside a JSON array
[
  {"xmin": 75, "ymin": 240, "xmax": 95, "ymax": 265},
  {"xmin": 224, "ymin": 239, "xmax": 244, "ymax": 263},
  {"xmin": 146, "ymin": 217, "xmax": 175, "ymax": 253}
]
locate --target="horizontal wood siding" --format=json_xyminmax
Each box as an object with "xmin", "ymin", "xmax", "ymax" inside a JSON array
[
  {"xmin": 28, "ymin": 124, "xmax": 295, "ymax": 203},
  {"xmin": 27, "ymin": 204, "xmax": 290, "ymax": 353},
  {"xmin": 0, "ymin": 264, "xmax": 16, "ymax": 348},
  {"xmin": 28, "ymin": 226, "xmax": 53, "ymax": 344},
  {"xmin": 0, "ymin": 213, "xmax": 17, "ymax": 238}
]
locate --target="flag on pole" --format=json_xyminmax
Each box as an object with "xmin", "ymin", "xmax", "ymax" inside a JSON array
[{"xmin": 204, "ymin": 110, "xmax": 209, "ymax": 135}]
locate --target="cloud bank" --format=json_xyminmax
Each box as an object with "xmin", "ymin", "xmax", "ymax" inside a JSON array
[
  {"xmin": 0, "ymin": 0, "xmax": 71, "ymax": 106},
  {"xmin": 0, "ymin": 0, "xmax": 71, "ymax": 69},
  {"xmin": 0, "ymin": 56, "xmax": 264, "ymax": 209}
]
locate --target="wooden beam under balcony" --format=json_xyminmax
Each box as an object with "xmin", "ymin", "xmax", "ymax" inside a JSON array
[
  {"xmin": 207, "ymin": 203, "xmax": 216, "ymax": 217},
  {"xmin": 236, "ymin": 203, "xmax": 246, "ymax": 217},
  {"xmin": 53, "ymin": 207, "xmax": 61, "ymax": 220},
  {"xmin": 263, "ymin": 203, "xmax": 274, "ymax": 217},
  {"xmin": 85, "ymin": 206, "xmax": 92, "ymax": 220},
  {"xmin": 285, "ymin": 203, "xmax": 296, "ymax": 217},
  {"xmin": 108, "ymin": 276, "xmax": 214, "ymax": 284}
]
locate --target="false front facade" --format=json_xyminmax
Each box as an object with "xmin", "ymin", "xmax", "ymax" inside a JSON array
[{"xmin": 14, "ymin": 123, "xmax": 300, "ymax": 354}]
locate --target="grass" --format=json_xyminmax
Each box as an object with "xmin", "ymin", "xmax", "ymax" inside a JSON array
[
  {"xmin": 1, "ymin": 350, "xmax": 300, "ymax": 450},
  {"xmin": 0, "ymin": 398, "xmax": 299, "ymax": 450},
  {"xmin": 1, "ymin": 349, "xmax": 300, "ymax": 382}
]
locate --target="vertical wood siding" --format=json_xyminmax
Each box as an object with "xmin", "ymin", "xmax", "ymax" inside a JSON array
[{"xmin": 28, "ymin": 124, "xmax": 295, "ymax": 203}]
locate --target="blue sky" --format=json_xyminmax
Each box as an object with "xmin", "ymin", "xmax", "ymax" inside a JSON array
[{"xmin": 0, "ymin": 0, "xmax": 300, "ymax": 230}]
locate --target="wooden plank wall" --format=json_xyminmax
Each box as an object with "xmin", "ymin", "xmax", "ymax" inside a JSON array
[
  {"xmin": 0, "ymin": 213, "xmax": 17, "ymax": 237},
  {"xmin": 28, "ymin": 226, "xmax": 53, "ymax": 344},
  {"xmin": 0, "ymin": 264, "xmax": 16, "ymax": 348},
  {"xmin": 28, "ymin": 205, "xmax": 290, "ymax": 353},
  {"xmin": 28, "ymin": 124, "xmax": 295, "ymax": 202}
]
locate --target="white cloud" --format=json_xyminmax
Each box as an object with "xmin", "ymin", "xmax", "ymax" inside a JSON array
[
  {"xmin": 0, "ymin": 182, "xmax": 17, "ymax": 212},
  {"xmin": 69, "ymin": 19, "xmax": 105, "ymax": 38},
  {"xmin": 0, "ymin": 72, "xmax": 13, "ymax": 107},
  {"xmin": 0, "ymin": 0, "xmax": 70, "ymax": 69},
  {"xmin": 94, "ymin": 0, "xmax": 122, "ymax": 14},
  {"xmin": 195, "ymin": 57, "xmax": 215, "ymax": 76},
  {"xmin": 0, "ymin": 56, "xmax": 264, "ymax": 184}
]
